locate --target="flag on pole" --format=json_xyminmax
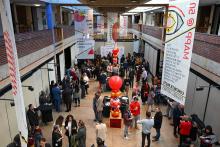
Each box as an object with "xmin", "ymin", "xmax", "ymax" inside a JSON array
[{"xmin": 0, "ymin": 0, "xmax": 28, "ymax": 146}]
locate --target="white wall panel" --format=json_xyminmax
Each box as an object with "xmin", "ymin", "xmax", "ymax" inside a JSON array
[
  {"xmin": 0, "ymin": 100, "xmax": 13, "ymax": 146},
  {"xmin": 191, "ymin": 77, "xmax": 209, "ymax": 120},
  {"xmin": 59, "ymin": 53, "xmax": 65, "ymax": 80},
  {"xmin": 185, "ymin": 72, "xmax": 197, "ymax": 114},
  {"xmin": 48, "ymin": 59, "xmax": 56, "ymax": 83},
  {"xmin": 204, "ymin": 87, "xmax": 220, "ymax": 138}
]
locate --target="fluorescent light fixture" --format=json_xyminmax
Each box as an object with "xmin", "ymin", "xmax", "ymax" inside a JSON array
[
  {"xmin": 90, "ymin": 0, "xmax": 96, "ymax": 2},
  {"xmin": 145, "ymin": 0, "xmax": 169, "ymax": 4},
  {"xmin": 131, "ymin": 0, "xmax": 137, "ymax": 2},
  {"xmin": 34, "ymin": 4, "xmax": 41, "ymax": 7},
  {"xmin": 128, "ymin": 7, "xmax": 161, "ymax": 13},
  {"xmin": 122, "ymin": 12, "xmax": 138, "ymax": 15}
]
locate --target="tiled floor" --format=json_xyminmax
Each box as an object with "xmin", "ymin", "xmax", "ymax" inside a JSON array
[{"xmin": 41, "ymin": 80, "xmax": 179, "ymax": 147}]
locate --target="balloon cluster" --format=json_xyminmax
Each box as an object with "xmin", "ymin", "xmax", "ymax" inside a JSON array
[
  {"xmin": 108, "ymin": 76, "xmax": 122, "ymax": 117},
  {"xmin": 112, "ymin": 48, "xmax": 119, "ymax": 64}
]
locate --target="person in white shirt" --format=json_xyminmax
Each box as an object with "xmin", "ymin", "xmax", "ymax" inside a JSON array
[
  {"xmin": 96, "ymin": 121, "xmax": 107, "ymax": 144},
  {"xmin": 141, "ymin": 68, "xmax": 148, "ymax": 83},
  {"xmin": 137, "ymin": 112, "xmax": 154, "ymax": 147},
  {"xmin": 83, "ymin": 73, "xmax": 89, "ymax": 94}
]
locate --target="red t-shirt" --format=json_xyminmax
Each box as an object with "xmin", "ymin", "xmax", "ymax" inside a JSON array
[
  {"xmin": 180, "ymin": 121, "xmax": 192, "ymax": 136},
  {"xmin": 130, "ymin": 101, "xmax": 140, "ymax": 116}
]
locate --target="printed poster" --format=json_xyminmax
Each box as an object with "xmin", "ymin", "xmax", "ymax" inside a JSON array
[{"xmin": 119, "ymin": 15, "xmax": 128, "ymax": 37}]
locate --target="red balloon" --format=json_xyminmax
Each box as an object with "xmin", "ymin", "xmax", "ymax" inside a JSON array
[{"xmin": 109, "ymin": 76, "xmax": 123, "ymax": 90}]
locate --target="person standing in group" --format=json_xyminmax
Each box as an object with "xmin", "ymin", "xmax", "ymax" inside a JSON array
[
  {"xmin": 93, "ymin": 92, "xmax": 99, "ymax": 122},
  {"xmin": 96, "ymin": 91, "xmax": 104, "ymax": 122},
  {"xmin": 73, "ymin": 82, "xmax": 81, "ymax": 107},
  {"xmin": 52, "ymin": 125, "xmax": 63, "ymax": 147},
  {"xmin": 64, "ymin": 115, "xmax": 78, "ymax": 147},
  {"xmin": 123, "ymin": 105, "xmax": 132, "ymax": 139},
  {"xmin": 141, "ymin": 81, "xmax": 149, "ymax": 105},
  {"xmin": 141, "ymin": 67, "xmax": 148, "ymax": 83},
  {"xmin": 54, "ymin": 115, "xmax": 64, "ymax": 136},
  {"xmin": 99, "ymin": 70, "xmax": 107, "ymax": 92},
  {"xmin": 96, "ymin": 121, "xmax": 107, "ymax": 145},
  {"xmin": 83, "ymin": 73, "xmax": 89, "ymax": 95},
  {"xmin": 128, "ymin": 68, "xmax": 135, "ymax": 88},
  {"xmin": 62, "ymin": 75, "xmax": 70, "ymax": 90},
  {"xmin": 75, "ymin": 120, "xmax": 86, "ymax": 147},
  {"xmin": 52, "ymin": 83, "xmax": 62, "ymax": 112},
  {"xmin": 147, "ymin": 87, "xmax": 155, "ymax": 112},
  {"xmin": 107, "ymin": 63, "xmax": 113, "ymax": 76},
  {"xmin": 153, "ymin": 107, "xmax": 163, "ymax": 142},
  {"xmin": 130, "ymin": 96, "xmax": 141, "ymax": 129},
  {"xmin": 137, "ymin": 112, "xmax": 154, "ymax": 147},
  {"xmin": 112, "ymin": 63, "xmax": 119, "ymax": 76},
  {"xmin": 179, "ymin": 117, "xmax": 192, "ymax": 147},
  {"xmin": 26, "ymin": 104, "xmax": 39, "ymax": 133},
  {"xmin": 62, "ymin": 85, "xmax": 73, "ymax": 112},
  {"xmin": 40, "ymin": 138, "xmax": 51, "ymax": 147},
  {"xmin": 80, "ymin": 76, "xmax": 86, "ymax": 99},
  {"xmin": 173, "ymin": 104, "xmax": 184, "ymax": 138}
]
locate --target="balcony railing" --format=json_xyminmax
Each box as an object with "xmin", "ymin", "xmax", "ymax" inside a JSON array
[
  {"xmin": 132, "ymin": 24, "xmax": 220, "ymax": 63},
  {"xmin": 142, "ymin": 25, "xmax": 163, "ymax": 40},
  {"xmin": 0, "ymin": 26, "xmax": 75, "ymax": 66},
  {"xmin": 132, "ymin": 24, "xmax": 164, "ymax": 40}
]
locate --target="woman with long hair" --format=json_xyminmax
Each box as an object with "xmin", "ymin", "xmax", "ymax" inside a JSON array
[
  {"xmin": 75, "ymin": 120, "xmax": 86, "ymax": 147},
  {"xmin": 64, "ymin": 115, "xmax": 78, "ymax": 147}
]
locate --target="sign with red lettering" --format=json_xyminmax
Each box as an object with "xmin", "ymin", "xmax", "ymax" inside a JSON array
[{"xmin": 161, "ymin": 0, "xmax": 199, "ymax": 105}]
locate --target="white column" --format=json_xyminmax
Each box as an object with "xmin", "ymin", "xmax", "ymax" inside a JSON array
[{"xmin": 143, "ymin": 12, "xmax": 146, "ymax": 25}]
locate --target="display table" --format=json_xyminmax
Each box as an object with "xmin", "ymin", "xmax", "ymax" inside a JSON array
[{"xmin": 109, "ymin": 111, "xmax": 122, "ymax": 128}]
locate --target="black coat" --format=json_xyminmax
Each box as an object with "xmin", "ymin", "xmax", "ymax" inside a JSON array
[
  {"xmin": 52, "ymin": 131, "xmax": 62, "ymax": 147},
  {"xmin": 173, "ymin": 107, "xmax": 184, "ymax": 125},
  {"xmin": 62, "ymin": 87, "xmax": 72, "ymax": 104},
  {"xmin": 26, "ymin": 109, "xmax": 39, "ymax": 127},
  {"xmin": 64, "ymin": 119, "xmax": 78, "ymax": 137},
  {"xmin": 154, "ymin": 111, "xmax": 163, "ymax": 129}
]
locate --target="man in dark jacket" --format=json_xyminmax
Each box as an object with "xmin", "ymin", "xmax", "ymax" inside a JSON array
[
  {"xmin": 173, "ymin": 104, "xmax": 184, "ymax": 138},
  {"xmin": 153, "ymin": 107, "xmax": 163, "ymax": 141},
  {"xmin": 99, "ymin": 70, "xmax": 107, "ymax": 92},
  {"xmin": 7, "ymin": 134, "xmax": 21, "ymax": 147},
  {"xmin": 26, "ymin": 104, "xmax": 39, "ymax": 131},
  {"xmin": 62, "ymin": 85, "xmax": 73, "ymax": 112}
]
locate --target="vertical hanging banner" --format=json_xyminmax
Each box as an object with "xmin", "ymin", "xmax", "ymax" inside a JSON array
[
  {"xmin": 96, "ymin": 15, "xmax": 104, "ymax": 34},
  {"xmin": 74, "ymin": 9, "xmax": 94, "ymax": 59},
  {"xmin": 0, "ymin": 0, "xmax": 28, "ymax": 146},
  {"xmin": 119, "ymin": 15, "xmax": 128, "ymax": 37},
  {"xmin": 161, "ymin": 0, "xmax": 199, "ymax": 105},
  {"xmin": 107, "ymin": 12, "xmax": 118, "ymax": 42}
]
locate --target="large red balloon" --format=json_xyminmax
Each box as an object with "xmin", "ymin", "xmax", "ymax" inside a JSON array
[{"xmin": 108, "ymin": 76, "xmax": 123, "ymax": 90}]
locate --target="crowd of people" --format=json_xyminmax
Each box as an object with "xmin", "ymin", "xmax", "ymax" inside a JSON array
[{"xmin": 7, "ymin": 52, "xmax": 220, "ymax": 147}]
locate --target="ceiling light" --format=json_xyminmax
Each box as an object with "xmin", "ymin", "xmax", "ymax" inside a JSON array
[
  {"xmin": 34, "ymin": 4, "xmax": 41, "ymax": 7},
  {"xmin": 90, "ymin": 0, "xmax": 96, "ymax": 2},
  {"xmin": 131, "ymin": 0, "xmax": 137, "ymax": 2}
]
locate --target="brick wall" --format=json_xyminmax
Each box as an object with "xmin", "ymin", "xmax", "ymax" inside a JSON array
[
  {"xmin": 142, "ymin": 25, "xmax": 163, "ymax": 40},
  {"xmin": 0, "ymin": 26, "xmax": 74, "ymax": 66},
  {"xmin": 193, "ymin": 32, "xmax": 220, "ymax": 63},
  {"xmin": 132, "ymin": 25, "xmax": 220, "ymax": 64}
]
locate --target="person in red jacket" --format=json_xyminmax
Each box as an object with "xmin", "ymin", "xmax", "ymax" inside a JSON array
[
  {"xmin": 130, "ymin": 96, "xmax": 141, "ymax": 129},
  {"xmin": 179, "ymin": 116, "xmax": 192, "ymax": 147}
]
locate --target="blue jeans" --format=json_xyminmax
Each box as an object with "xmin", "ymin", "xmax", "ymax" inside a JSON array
[
  {"xmin": 54, "ymin": 99, "xmax": 61, "ymax": 112},
  {"xmin": 155, "ymin": 128, "xmax": 160, "ymax": 139}
]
